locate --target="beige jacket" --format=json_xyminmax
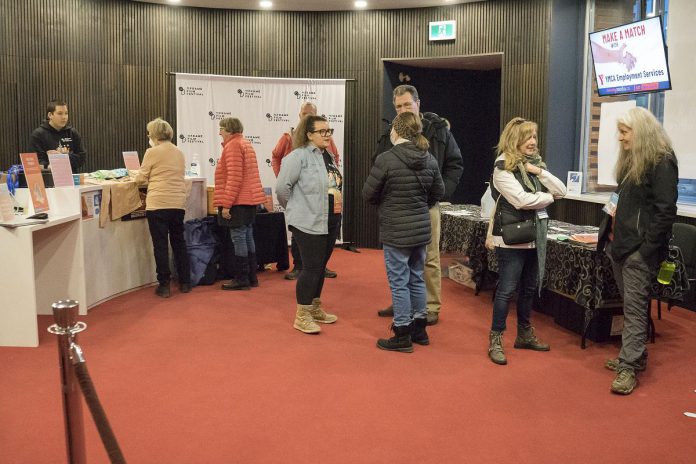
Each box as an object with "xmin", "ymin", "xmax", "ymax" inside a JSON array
[{"xmin": 134, "ymin": 142, "xmax": 187, "ymax": 210}]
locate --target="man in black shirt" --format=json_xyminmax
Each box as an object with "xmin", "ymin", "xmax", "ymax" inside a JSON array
[{"xmin": 29, "ymin": 100, "xmax": 87, "ymax": 172}]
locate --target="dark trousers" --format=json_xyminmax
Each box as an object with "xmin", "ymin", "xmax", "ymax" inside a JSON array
[
  {"xmin": 146, "ymin": 209, "xmax": 190, "ymax": 286},
  {"xmin": 290, "ymin": 234, "xmax": 303, "ymax": 270},
  {"xmin": 491, "ymin": 247, "xmax": 538, "ymax": 332},
  {"xmin": 291, "ymin": 215, "xmax": 341, "ymax": 305}
]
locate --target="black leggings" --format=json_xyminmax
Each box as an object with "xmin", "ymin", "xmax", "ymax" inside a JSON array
[{"xmin": 290, "ymin": 215, "xmax": 341, "ymax": 305}]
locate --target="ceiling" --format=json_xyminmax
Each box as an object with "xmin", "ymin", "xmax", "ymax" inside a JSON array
[{"xmin": 132, "ymin": 0, "xmax": 479, "ymax": 11}]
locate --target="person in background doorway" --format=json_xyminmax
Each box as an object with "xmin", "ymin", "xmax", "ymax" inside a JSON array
[
  {"xmin": 272, "ymin": 101, "xmax": 340, "ymax": 281},
  {"xmin": 486, "ymin": 117, "xmax": 566, "ymax": 365},
  {"xmin": 276, "ymin": 115, "xmax": 342, "ymax": 335},
  {"xmin": 363, "ymin": 111, "xmax": 444, "ymax": 352},
  {"xmin": 134, "ymin": 118, "xmax": 191, "ymax": 298},
  {"xmin": 598, "ymin": 107, "xmax": 678, "ymax": 395},
  {"xmin": 214, "ymin": 117, "xmax": 266, "ymax": 291},
  {"xmin": 374, "ymin": 85, "xmax": 463, "ymax": 326},
  {"xmin": 29, "ymin": 99, "xmax": 87, "ymax": 172}
]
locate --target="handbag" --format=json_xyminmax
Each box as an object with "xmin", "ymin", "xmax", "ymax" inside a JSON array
[{"xmin": 501, "ymin": 219, "xmax": 537, "ymax": 245}]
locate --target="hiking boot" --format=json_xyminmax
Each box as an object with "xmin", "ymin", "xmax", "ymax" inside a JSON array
[
  {"xmin": 284, "ymin": 268, "xmax": 300, "ymax": 280},
  {"xmin": 377, "ymin": 305, "xmax": 394, "ymax": 317},
  {"xmin": 155, "ymin": 284, "xmax": 171, "ymax": 298},
  {"xmin": 488, "ymin": 330, "xmax": 507, "ymax": 365},
  {"xmin": 412, "ymin": 317, "xmax": 430, "ymax": 346},
  {"xmin": 514, "ymin": 326, "xmax": 550, "ymax": 351},
  {"xmin": 309, "ymin": 298, "xmax": 338, "ymax": 324},
  {"xmin": 426, "ymin": 312, "xmax": 439, "ymax": 326},
  {"xmin": 222, "ymin": 256, "xmax": 251, "ymax": 290},
  {"xmin": 293, "ymin": 304, "xmax": 321, "ymax": 334},
  {"xmin": 179, "ymin": 282, "xmax": 192, "ymax": 294},
  {"xmin": 611, "ymin": 369, "xmax": 637, "ymax": 395},
  {"xmin": 324, "ymin": 268, "xmax": 338, "ymax": 278},
  {"xmin": 605, "ymin": 357, "xmax": 647, "ymax": 372},
  {"xmin": 377, "ymin": 324, "xmax": 413, "ymax": 353}
]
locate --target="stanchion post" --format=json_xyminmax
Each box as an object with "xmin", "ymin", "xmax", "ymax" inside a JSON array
[{"xmin": 49, "ymin": 300, "xmax": 87, "ymax": 464}]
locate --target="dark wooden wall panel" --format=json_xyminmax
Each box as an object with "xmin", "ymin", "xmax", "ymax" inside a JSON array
[{"xmin": 1, "ymin": 0, "xmax": 554, "ymax": 248}]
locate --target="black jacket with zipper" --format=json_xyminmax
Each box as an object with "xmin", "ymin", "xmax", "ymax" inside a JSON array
[
  {"xmin": 362, "ymin": 141, "xmax": 445, "ymax": 248},
  {"xmin": 598, "ymin": 152, "xmax": 678, "ymax": 265},
  {"xmin": 490, "ymin": 160, "xmax": 546, "ymax": 235}
]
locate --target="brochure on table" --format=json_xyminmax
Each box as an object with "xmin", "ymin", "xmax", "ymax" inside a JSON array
[{"xmin": 19, "ymin": 152, "xmax": 49, "ymax": 213}]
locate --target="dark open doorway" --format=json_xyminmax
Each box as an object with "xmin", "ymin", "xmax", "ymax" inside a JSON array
[{"xmin": 381, "ymin": 54, "xmax": 502, "ymax": 205}]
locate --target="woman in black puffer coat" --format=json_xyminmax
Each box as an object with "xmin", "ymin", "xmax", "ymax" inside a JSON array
[{"xmin": 362, "ymin": 112, "xmax": 445, "ymax": 353}]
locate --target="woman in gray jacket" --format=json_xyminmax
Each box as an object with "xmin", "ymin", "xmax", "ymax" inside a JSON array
[
  {"xmin": 276, "ymin": 115, "xmax": 343, "ymax": 335},
  {"xmin": 362, "ymin": 112, "xmax": 445, "ymax": 352}
]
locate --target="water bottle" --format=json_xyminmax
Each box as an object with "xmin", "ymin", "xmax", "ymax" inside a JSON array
[
  {"xmin": 657, "ymin": 258, "xmax": 676, "ymax": 285},
  {"xmin": 190, "ymin": 153, "xmax": 200, "ymax": 177}
]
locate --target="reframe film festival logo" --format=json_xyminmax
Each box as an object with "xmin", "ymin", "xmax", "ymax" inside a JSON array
[
  {"xmin": 178, "ymin": 86, "xmax": 204, "ymax": 97},
  {"xmin": 322, "ymin": 113, "xmax": 344, "ymax": 124},
  {"xmin": 178, "ymin": 133, "xmax": 205, "ymax": 144},
  {"xmin": 293, "ymin": 90, "xmax": 318, "ymax": 100},
  {"xmin": 246, "ymin": 135, "xmax": 262, "ymax": 146},
  {"xmin": 208, "ymin": 111, "xmax": 232, "ymax": 120},
  {"xmin": 237, "ymin": 88, "xmax": 262, "ymax": 99},
  {"xmin": 265, "ymin": 112, "xmax": 290, "ymax": 123}
]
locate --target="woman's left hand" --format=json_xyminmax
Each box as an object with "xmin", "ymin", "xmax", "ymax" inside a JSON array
[
  {"xmin": 524, "ymin": 163, "xmax": 542, "ymax": 175},
  {"xmin": 222, "ymin": 207, "xmax": 232, "ymax": 220}
]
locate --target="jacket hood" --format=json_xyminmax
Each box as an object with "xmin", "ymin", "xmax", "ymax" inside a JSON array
[
  {"xmin": 40, "ymin": 121, "xmax": 73, "ymax": 133},
  {"xmin": 391, "ymin": 142, "xmax": 428, "ymax": 170}
]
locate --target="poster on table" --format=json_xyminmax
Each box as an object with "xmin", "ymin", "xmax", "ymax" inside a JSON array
[
  {"xmin": 122, "ymin": 151, "xmax": 141, "ymax": 171},
  {"xmin": 19, "ymin": 152, "xmax": 49, "ymax": 213},
  {"xmin": 175, "ymin": 73, "xmax": 346, "ymax": 214}
]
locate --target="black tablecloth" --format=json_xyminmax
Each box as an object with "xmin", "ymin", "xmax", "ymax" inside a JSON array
[{"xmin": 440, "ymin": 204, "xmax": 688, "ymax": 310}]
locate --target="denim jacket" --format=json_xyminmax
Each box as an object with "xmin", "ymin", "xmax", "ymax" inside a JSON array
[{"xmin": 275, "ymin": 143, "xmax": 329, "ymax": 235}]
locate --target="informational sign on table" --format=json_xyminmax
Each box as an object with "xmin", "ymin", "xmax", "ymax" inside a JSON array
[
  {"xmin": 19, "ymin": 152, "xmax": 49, "ymax": 213},
  {"xmin": 122, "ymin": 151, "xmax": 141, "ymax": 171},
  {"xmin": 48, "ymin": 153, "xmax": 74, "ymax": 187}
]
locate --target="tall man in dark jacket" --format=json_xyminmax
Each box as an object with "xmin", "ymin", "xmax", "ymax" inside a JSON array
[
  {"xmin": 375, "ymin": 85, "xmax": 464, "ymax": 325},
  {"xmin": 29, "ymin": 100, "xmax": 87, "ymax": 173}
]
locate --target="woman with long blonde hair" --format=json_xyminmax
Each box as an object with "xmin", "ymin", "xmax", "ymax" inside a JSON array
[
  {"xmin": 598, "ymin": 107, "xmax": 678, "ymax": 395},
  {"xmin": 487, "ymin": 117, "xmax": 566, "ymax": 365}
]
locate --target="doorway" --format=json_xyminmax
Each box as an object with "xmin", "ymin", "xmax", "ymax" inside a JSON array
[{"xmin": 381, "ymin": 54, "xmax": 502, "ymax": 205}]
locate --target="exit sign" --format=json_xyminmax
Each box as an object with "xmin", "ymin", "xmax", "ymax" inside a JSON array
[{"xmin": 429, "ymin": 20, "xmax": 456, "ymax": 41}]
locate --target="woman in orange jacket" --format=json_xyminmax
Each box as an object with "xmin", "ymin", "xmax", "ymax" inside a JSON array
[{"xmin": 213, "ymin": 117, "xmax": 266, "ymax": 290}]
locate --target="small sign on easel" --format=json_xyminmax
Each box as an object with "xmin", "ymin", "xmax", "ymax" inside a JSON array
[
  {"xmin": 122, "ymin": 151, "xmax": 141, "ymax": 171},
  {"xmin": 20, "ymin": 153, "xmax": 49, "ymax": 213}
]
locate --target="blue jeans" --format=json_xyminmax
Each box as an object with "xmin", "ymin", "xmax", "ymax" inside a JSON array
[
  {"xmin": 230, "ymin": 224, "xmax": 256, "ymax": 257},
  {"xmin": 492, "ymin": 247, "xmax": 538, "ymax": 332},
  {"xmin": 383, "ymin": 244, "xmax": 427, "ymax": 327}
]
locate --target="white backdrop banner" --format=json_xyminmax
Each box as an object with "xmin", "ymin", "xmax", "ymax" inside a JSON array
[{"xmin": 175, "ymin": 73, "xmax": 346, "ymax": 210}]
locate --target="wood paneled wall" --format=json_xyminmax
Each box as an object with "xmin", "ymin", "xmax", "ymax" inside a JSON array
[{"xmin": 0, "ymin": 0, "xmax": 553, "ymax": 247}]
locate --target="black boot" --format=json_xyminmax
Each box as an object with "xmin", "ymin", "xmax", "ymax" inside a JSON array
[
  {"xmin": 377, "ymin": 323, "xmax": 413, "ymax": 353},
  {"xmin": 412, "ymin": 317, "xmax": 430, "ymax": 346},
  {"xmin": 155, "ymin": 282, "xmax": 171, "ymax": 298},
  {"xmin": 247, "ymin": 252, "xmax": 259, "ymax": 288},
  {"xmin": 222, "ymin": 255, "xmax": 251, "ymax": 290},
  {"xmin": 377, "ymin": 305, "xmax": 394, "ymax": 317}
]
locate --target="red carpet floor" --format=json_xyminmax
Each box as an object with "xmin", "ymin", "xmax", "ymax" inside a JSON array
[{"xmin": 2, "ymin": 248, "xmax": 696, "ymax": 463}]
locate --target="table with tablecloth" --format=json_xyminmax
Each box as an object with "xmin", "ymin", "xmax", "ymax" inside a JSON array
[{"xmin": 440, "ymin": 204, "xmax": 689, "ymax": 347}]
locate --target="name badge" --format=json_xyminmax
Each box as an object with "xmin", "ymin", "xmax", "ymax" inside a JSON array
[
  {"xmin": 536, "ymin": 209, "xmax": 549, "ymax": 219},
  {"xmin": 602, "ymin": 192, "xmax": 619, "ymax": 217}
]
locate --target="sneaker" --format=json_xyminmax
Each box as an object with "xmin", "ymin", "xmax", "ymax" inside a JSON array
[
  {"xmin": 611, "ymin": 369, "xmax": 637, "ymax": 395},
  {"xmin": 324, "ymin": 268, "xmax": 338, "ymax": 278},
  {"xmin": 605, "ymin": 357, "xmax": 647, "ymax": 372},
  {"xmin": 294, "ymin": 305, "xmax": 321, "ymax": 334},
  {"xmin": 155, "ymin": 284, "xmax": 170, "ymax": 298},
  {"xmin": 284, "ymin": 268, "xmax": 300, "ymax": 280}
]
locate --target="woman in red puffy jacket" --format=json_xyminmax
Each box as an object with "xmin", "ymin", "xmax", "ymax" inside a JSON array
[{"xmin": 213, "ymin": 117, "xmax": 266, "ymax": 290}]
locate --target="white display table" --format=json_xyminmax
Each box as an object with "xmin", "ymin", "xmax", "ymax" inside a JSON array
[{"xmin": 0, "ymin": 179, "xmax": 206, "ymax": 347}]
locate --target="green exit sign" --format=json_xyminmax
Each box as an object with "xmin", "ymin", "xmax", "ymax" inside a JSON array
[{"xmin": 429, "ymin": 20, "xmax": 456, "ymax": 41}]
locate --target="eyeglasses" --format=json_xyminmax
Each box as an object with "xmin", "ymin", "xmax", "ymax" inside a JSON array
[{"xmin": 310, "ymin": 128, "xmax": 334, "ymax": 137}]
